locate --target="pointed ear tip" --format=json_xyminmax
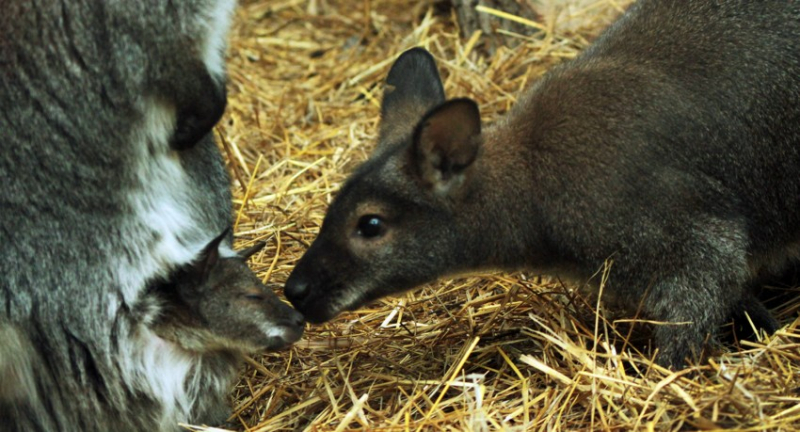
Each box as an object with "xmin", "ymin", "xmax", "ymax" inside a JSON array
[
  {"xmin": 239, "ymin": 241, "xmax": 267, "ymax": 259},
  {"xmin": 453, "ymin": 98, "xmax": 480, "ymax": 111},
  {"xmin": 401, "ymin": 46, "xmax": 433, "ymax": 60},
  {"xmin": 389, "ymin": 47, "xmax": 438, "ymax": 77},
  {"xmin": 426, "ymin": 98, "xmax": 481, "ymax": 123},
  {"xmin": 216, "ymin": 227, "xmax": 231, "ymax": 240},
  {"xmin": 210, "ymin": 228, "xmax": 230, "ymax": 247}
]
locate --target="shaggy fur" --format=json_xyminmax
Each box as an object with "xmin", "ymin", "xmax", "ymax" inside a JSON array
[{"xmin": 0, "ymin": 1, "xmax": 254, "ymax": 430}]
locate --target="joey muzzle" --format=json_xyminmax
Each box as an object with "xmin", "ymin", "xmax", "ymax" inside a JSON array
[{"xmin": 271, "ymin": 306, "xmax": 306, "ymax": 348}]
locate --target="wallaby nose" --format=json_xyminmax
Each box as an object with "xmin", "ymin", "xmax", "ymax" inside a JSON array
[{"xmin": 284, "ymin": 278, "xmax": 309, "ymax": 303}]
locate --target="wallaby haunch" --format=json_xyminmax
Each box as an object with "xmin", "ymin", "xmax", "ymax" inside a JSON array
[
  {"xmin": 285, "ymin": 0, "xmax": 800, "ymax": 368},
  {"xmin": 137, "ymin": 230, "xmax": 304, "ymax": 424},
  {"xmin": 0, "ymin": 0, "xmax": 302, "ymax": 431}
]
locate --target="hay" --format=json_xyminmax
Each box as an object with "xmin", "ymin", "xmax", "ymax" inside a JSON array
[{"xmin": 195, "ymin": 0, "xmax": 800, "ymax": 430}]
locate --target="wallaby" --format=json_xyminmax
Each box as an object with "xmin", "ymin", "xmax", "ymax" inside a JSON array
[
  {"xmin": 0, "ymin": 0, "xmax": 259, "ymax": 431},
  {"xmin": 285, "ymin": 0, "xmax": 800, "ymax": 368},
  {"xmin": 136, "ymin": 229, "xmax": 304, "ymax": 425}
]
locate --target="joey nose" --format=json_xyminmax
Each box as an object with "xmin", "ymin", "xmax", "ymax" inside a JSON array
[
  {"xmin": 284, "ymin": 278, "xmax": 310, "ymax": 303},
  {"xmin": 278, "ymin": 308, "xmax": 305, "ymax": 346},
  {"xmin": 287, "ymin": 308, "xmax": 305, "ymax": 329}
]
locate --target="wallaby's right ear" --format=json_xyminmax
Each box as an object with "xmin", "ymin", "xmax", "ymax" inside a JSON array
[
  {"xmin": 237, "ymin": 241, "xmax": 266, "ymax": 260},
  {"xmin": 411, "ymin": 98, "xmax": 482, "ymax": 198},
  {"xmin": 192, "ymin": 228, "xmax": 228, "ymax": 279},
  {"xmin": 377, "ymin": 48, "xmax": 446, "ymax": 153}
]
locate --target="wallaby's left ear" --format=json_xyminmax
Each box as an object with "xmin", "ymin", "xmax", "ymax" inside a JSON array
[
  {"xmin": 411, "ymin": 98, "xmax": 482, "ymax": 197},
  {"xmin": 237, "ymin": 241, "xmax": 267, "ymax": 260},
  {"xmin": 193, "ymin": 228, "xmax": 228, "ymax": 278},
  {"xmin": 377, "ymin": 48, "xmax": 446, "ymax": 153}
]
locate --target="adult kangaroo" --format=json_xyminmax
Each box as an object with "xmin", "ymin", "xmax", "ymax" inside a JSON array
[{"xmin": 1, "ymin": 1, "xmax": 302, "ymax": 430}]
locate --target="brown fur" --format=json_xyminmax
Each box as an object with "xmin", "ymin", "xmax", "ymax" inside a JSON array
[{"xmin": 285, "ymin": 0, "xmax": 800, "ymax": 368}]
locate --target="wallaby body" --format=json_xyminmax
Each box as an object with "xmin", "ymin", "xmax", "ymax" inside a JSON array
[
  {"xmin": 0, "ymin": 0, "xmax": 256, "ymax": 431},
  {"xmin": 136, "ymin": 231, "xmax": 304, "ymax": 425},
  {"xmin": 285, "ymin": 0, "xmax": 800, "ymax": 368}
]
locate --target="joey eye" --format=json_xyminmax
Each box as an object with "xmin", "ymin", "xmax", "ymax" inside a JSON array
[
  {"xmin": 243, "ymin": 293, "xmax": 265, "ymax": 301},
  {"xmin": 356, "ymin": 215, "xmax": 385, "ymax": 238}
]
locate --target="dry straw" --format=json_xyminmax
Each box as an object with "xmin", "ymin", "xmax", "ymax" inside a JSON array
[{"xmin": 191, "ymin": 0, "xmax": 800, "ymax": 430}]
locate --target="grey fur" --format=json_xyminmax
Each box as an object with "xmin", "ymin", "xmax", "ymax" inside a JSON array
[
  {"xmin": 136, "ymin": 231, "xmax": 304, "ymax": 425},
  {"xmin": 285, "ymin": 1, "xmax": 800, "ymax": 368},
  {"xmin": 0, "ymin": 0, "xmax": 249, "ymax": 430}
]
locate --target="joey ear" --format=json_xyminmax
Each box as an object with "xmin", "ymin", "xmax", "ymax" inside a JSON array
[
  {"xmin": 377, "ymin": 48, "xmax": 446, "ymax": 152},
  {"xmin": 412, "ymin": 98, "xmax": 482, "ymax": 197},
  {"xmin": 193, "ymin": 228, "xmax": 229, "ymax": 278},
  {"xmin": 237, "ymin": 241, "xmax": 266, "ymax": 260}
]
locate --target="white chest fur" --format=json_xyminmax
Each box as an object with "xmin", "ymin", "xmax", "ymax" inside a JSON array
[
  {"xmin": 113, "ymin": 1, "xmax": 240, "ymax": 425},
  {"xmin": 198, "ymin": 0, "xmax": 237, "ymax": 82}
]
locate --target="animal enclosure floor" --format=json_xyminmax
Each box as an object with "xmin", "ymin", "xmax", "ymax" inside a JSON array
[{"xmin": 191, "ymin": 1, "xmax": 800, "ymax": 430}]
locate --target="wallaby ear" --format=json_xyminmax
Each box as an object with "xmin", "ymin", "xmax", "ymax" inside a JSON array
[
  {"xmin": 377, "ymin": 48, "xmax": 446, "ymax": 153},
  {"xmin": 412, "ymin": 98, "xmax": 482, "ymax": 197},
  {"xmin": 237, "ymin": 241, "xmax": 266, "ymax": 260},
  {"xmin": 192, "ymin": 228, "xmax": 229, "ymax": 278}
]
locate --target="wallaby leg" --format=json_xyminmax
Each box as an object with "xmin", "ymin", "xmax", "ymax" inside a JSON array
[
  {"xmin": 640, "ymin": 247, "xmax": 748, "ymax": 369},
  {"xmin": 643, "ymin": 279, "xmax": 730, "ymax": 368},
  {"xmin": 730, "ymin": 290, "xmax": 779, "ymax": 339}
]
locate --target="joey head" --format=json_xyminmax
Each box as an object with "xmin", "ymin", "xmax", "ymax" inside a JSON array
[
  {"xmin": 135, "ymin": 229, "xmax": 303, "ymax": 426},
  {"xmin": 150, "ymin": 229, "xmax": 305, "ymax": 353}
]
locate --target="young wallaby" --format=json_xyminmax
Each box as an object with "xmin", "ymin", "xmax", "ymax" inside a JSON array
[
  {"xmin": 285, "ymin": 0, "xmax": 800, "ymax": 368},
  {"xmin": 148, "ymin": 230, "xmax": 304, "ymax": 353},
  {"xmin": 1, "ymin": 0, "xmax": 242, "ymax": 431},
  {"xmin": 136, "ymin": 229, "xmax": 304, "ymax": 425}
]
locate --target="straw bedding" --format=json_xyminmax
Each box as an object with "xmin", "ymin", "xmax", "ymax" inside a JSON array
[{"xmin": 192, "ymin": 1, "xmax": 800, "ymax": 430}]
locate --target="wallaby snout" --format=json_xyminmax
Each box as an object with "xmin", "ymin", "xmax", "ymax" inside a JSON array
[
  {"xmin": 286, "ymin": 1, "xmax": 800, "ymax": 369},
  {"xmin": 284, "ymin": 49, "xmax": 522, "ymax": 324}
]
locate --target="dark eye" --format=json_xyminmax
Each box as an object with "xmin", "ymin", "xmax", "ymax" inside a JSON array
[
  {"xmin": 356, "ymin": 215, "xmax": 385, "ymax": 238},
  {"xmin": 243, "ymin": 293, "xmax": 265, "ymax": 301}
]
